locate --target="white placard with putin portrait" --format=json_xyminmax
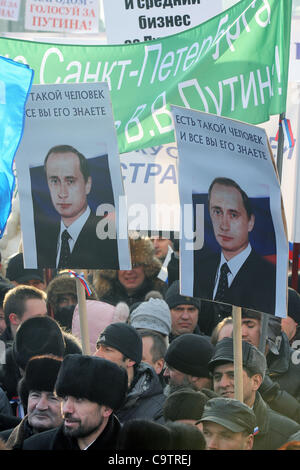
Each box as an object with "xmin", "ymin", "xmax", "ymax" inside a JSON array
[
  {"xmin": 171, "ymin": 105, "xmax": 288, "ymax": 318},
  {"xmin": 15, "ymin": 82, "xmax": 131, "ymax": 271}
]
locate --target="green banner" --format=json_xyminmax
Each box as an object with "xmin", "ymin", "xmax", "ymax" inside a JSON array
[{"xmin": 0, "ymin": 0, "xmax": 292, "ymax": 154}]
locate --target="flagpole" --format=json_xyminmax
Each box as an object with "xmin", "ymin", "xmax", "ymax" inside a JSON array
[{"xmin": 276, "ymin": 112, "xmax": 285, "ymax": 182}]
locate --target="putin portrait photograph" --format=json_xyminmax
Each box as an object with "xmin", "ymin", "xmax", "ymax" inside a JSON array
[
  {"xmin": 172, "ymin": 106, "xmax": 288, "ymax": 317},
  {"xmin": 15, "ymin": 82, "xmax": 131, "ymax": 271}
]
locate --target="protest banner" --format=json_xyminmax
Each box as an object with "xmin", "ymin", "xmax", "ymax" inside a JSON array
[
  {"xmin": 0, "ymin": 0, "xmax": 292, "ymax": 154},
  {"xmin": 0, "ymin": 56, "xmax": 33, "ymax": 239},
  {"xmin": 15, "ymin": 82, "xmax": 131, "ymax": 271},
  {"xmin": 120, "ymin": 144, "xmax": 180, "ymax": 233},
  {"xmin": 103, "ymin": 0, "xmax": 222, "ymax": 44},
  {"xmin": 171, "ymin": 105, "xmax": 288, "ymax": 318},
  {"xmin": 0, "ymin": 0, "xmax": 21, "ymax": 21},
  {"xmin": 25, "ymin": 0, "xmax": 99, "ymax": 33}
]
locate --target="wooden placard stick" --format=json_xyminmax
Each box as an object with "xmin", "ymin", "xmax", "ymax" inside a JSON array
[
  {"xmin": 75, "ymin": 275, "xmax": 91, "ymax": 356},
  {"xmin": 232, "ymin": 305, "xmax": 243, "ymax": 402}
]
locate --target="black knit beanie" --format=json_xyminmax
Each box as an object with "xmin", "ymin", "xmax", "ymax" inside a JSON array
[
  {"xmin": 55, "ymin": 354, "xmax": 128, "ymax": 410},
  {"xmin": 165, "ymin": 281, "xmax": 201, "ymax": 310},
  {"xmin": 165, "ymin": 333, "xmax": 214, "ymax": 378},
  {"xmin": 97, "ymin": 322, "xmax": 142, "ymax": 364},
  {"xmin": 13, "ymin": 316, "xmax": 65, "ymax": 370}
]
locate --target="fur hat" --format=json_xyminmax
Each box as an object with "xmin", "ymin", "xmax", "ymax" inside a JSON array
[
  {"xmin": 72, "ymin": 300, "xmax": 130, "ymax": 354},
  {"xmin": 165, "ymin": 334, "xmax": 214, "ymax": 378},
  {"xmin": 18, "ymin": 354, "xmax": 62, "ymax": 406},
  {"xmin": 55, "ymin": 354, "xmax": 128, "ymax": 410},
  {"xmin": 163, "ymin": 389, "xmax": 208, "ymax": 422},
  {"xmin": 200, "ymin": 397, "xmax": 256, "ymax": 435},
  {"xmin": 130, "ymin": 298, "xmax": 172, "ymax": 336},
  {"xmin": 92, "ymin": 237, "xmax": 163, "ymax": 299},
  {"xmin": 97, "ymin": 322, "xmax": 142, "ymax": 364},
  {"xmin": 13, "ymin": 316, "xmax": 66, "ymax": 370},
  {"xmin": 165, "ymin": 281, "xmax": 201, "ymax": 310}
]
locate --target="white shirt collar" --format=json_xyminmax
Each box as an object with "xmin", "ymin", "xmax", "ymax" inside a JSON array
[{"xmin": 213, "ymin": 244, "xmax": 252, "ymax": 297}]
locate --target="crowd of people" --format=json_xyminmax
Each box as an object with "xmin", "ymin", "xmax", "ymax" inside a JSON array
[{"xmin": 0, "ymin": 236, "xmax": 299, "ymax": 451}]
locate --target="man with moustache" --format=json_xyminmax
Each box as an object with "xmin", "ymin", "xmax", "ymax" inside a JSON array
[
  {"xmin": 35, "ymin": 144, "xmax": 119, "ymax": 269},
  {"xmin": 0, "ymin": 355, "xmax": 63, "ymax": 449},
  {"xmin": 194, "ymin": 177, "xmax": 276, "ymax": 315},
  {"xmin": 22, "ymin": 354, "xmax": 128, "ymax": 450}
]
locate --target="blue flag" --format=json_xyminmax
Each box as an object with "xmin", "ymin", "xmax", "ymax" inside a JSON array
[{"xmin": 0, "ymin": 57, "xmax": 33, "ymax": 238}]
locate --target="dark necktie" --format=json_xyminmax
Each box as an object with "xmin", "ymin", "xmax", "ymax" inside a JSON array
[
  {"xmin": 58, "ymin": 229, "xmax": 71, "ymax": 268},
  {"xmin": 214, "ymin": 262, "xmax": 230, "ymax": 302}
]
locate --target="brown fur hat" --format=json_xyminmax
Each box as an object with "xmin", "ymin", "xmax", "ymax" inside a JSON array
[{"xmin": 92, "ymin": 238, "xmax": 162, "ymax": 298}]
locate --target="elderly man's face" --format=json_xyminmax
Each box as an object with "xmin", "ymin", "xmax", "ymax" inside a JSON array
[
  {"xmin": 209, "ymin": 183, "xmax": 254, "ymax": 261},
  {"xmin": 46, "ymin": 151, "xmax": 91, "ymax": 227}
]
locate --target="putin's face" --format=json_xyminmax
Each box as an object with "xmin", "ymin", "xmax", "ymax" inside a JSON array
[
  {"xmin": 209, "ymin": 183, "xmax": 255, "ymax": 261},
  {"xmin": 46, "ymin": 151, "xmax": 92, "ymax": 227}
]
